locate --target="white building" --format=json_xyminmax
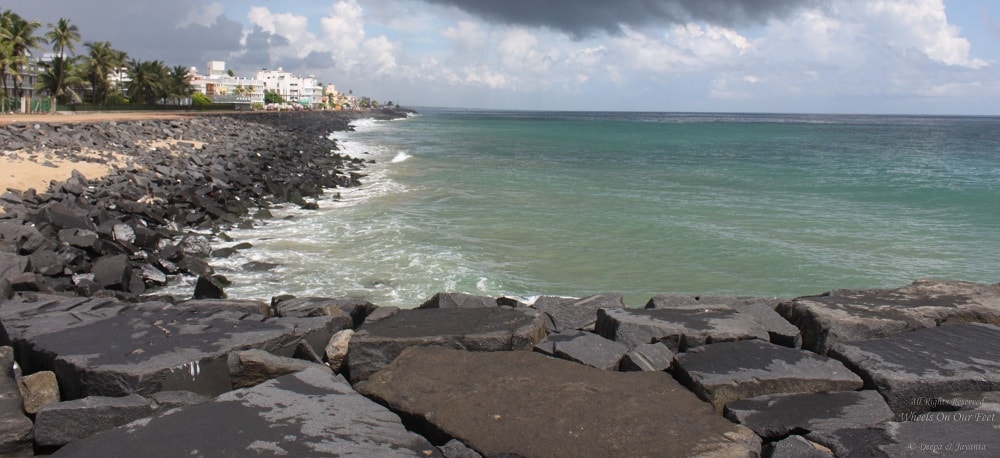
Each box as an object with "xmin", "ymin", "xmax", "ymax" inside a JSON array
[
  {"xmin": 190, "ymin": 61, "xmax": 265, "ymax": 107},
  {"xmin": 256, "ymin": 68, "xmax": 324, "ymax": 107}
]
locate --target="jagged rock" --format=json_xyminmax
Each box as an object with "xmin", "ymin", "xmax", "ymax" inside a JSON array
[
  {"xmin": 18, "ymin": 370, "xmax": 60, "ymax": 415},
  {"xmin": 362, "ymin": 306, "xmax": 400, "ymax": 324},
  {"xmin": 227, "ymin": 349, "xmax": 329, "ymax": 389},
  {"xmin": 177, "ymin": 298, "xmax": 271, "ymax": 318},
  {"xmin": 776, "ymin": 279, "xmax": 1000, "ymax": 354},
  {"xmin": 193, "ymin": 274, "xmax": 227, "ymax": 299},
  {"xmin": 9, "ymin": 302, "xmax": 341, "ymax": 398},
  {"xmin": 91, "ymin": 254, "xmax": 130, "ymax": 290},
  {"xmin": 348, "ymin": 307, "xmax": 547, "ymax": 383},
  {"xmin": 764, "ymin": 435, "xmax": 834, "ymax": 458},
  {"xmin": 325, "ymin": 329, "xmax": 354, "ymax": 373},
  {"xmin": 271, "ymin": 296, "xmax": 364, "ymax": 328},
  {"xmin": 0, "ymin": 253, "xmax": 29, "ymax": 280},
  {"xmin": 34, "ymin": 203, "xmax": 93, "ymax": 231},
  {"xmin": 418, "ymin": 291, "xmax": 499, "ymax": 309},
  {"xmin": 357, "ymin": 347, "xmax": 761, "ymax": 457},
  {"xmin": 178, "ymin": 235, "xmax": 212, "ymax": 257},
  {"xmin": 673, "ymin": 339, "xmax": 863, "ymax": 411},
  {"xmin": 0, "ymin": 347, "xmax": 33, "ymax": 457},
  {"xmin": 439, "ymin": 439, "xmax": 482, "ymax": 458},
  {"xmin": 829, "ymin": 323, "xmax": 1000, "ymax": 414},
  {"xmin": 242, "ymin": 261, "xmax": 278, "ymax": 272},
  {"xmin": 149, "ymin": 390, "xmax": 209, "ymax": 410},
  {"xmin": 52, "ymin": 367, "xmax": 439, "ymax": 457},
  {"xmin": 724, "ymin": 391, "xmax": 894, "ymax": 439},
  {"xmin": 804, "ymin": 428, "xmax": 896, "ymax": 458},
  {"xmin": 595, "ymin": 306, "xmax": 769, "ymax": 351},
  {"xmin": 646, "ymin": 294, "xmax": 801, "ymax": 348},
  {"xmin": 34, "ymin": 394, "xmax": 155, "ymax": 449},
  {"xmin": 533, "ymin": 293, "xmax": 625, "ymax": 332},
  {"xmin": 57, "ymin": 228, "xmax": 101, "ymax": 254},
  {"xmin": 533, "ymin": 330, "xmax": 628, "ymax": 370},
  {"xmin": 620, "ymin": 342, "xmax": 675, "ymax": 372}
]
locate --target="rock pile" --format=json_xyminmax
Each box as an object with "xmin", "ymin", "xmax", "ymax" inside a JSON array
[{"xmin": 2, "ymin": 113, "xmax": 999, "ymax": 456}]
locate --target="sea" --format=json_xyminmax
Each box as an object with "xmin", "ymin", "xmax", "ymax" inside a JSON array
[{"xmin": 164, "ymin": 109, "xmax": 1000, "ymax": 308}]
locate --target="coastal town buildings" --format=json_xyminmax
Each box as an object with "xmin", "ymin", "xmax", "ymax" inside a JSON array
[
  {"xmin": 189, "ymin": 61, "xmax": 265, "ymax": 108},
  {"xmin": 255, "ymin": 67, "xmax": 323, "ymax": 107}
]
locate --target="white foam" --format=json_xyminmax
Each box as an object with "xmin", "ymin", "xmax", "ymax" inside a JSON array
[{"xmin": 390, "ymin": 152, "xmax": 412, "ymax": 163}]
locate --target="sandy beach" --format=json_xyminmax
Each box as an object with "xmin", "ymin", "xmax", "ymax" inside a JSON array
[{"xmin": 0, "ymin": 111, "xmax": 215, "ymax": 193}]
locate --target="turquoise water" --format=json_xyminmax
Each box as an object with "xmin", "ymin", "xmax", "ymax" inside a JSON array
[{"xmin": 171, "ymin": 110, "xmax": 1000, "ymax": 307}]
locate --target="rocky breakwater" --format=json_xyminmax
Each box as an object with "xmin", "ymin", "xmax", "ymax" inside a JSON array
[{"xmin": 1, "ymin": 113, "xmax": 999, "ymax": 456}]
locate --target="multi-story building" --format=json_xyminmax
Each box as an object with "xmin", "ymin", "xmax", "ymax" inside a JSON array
[
  {"xmin": 255, "ymin": 67, "xmax": 323, "ymax": 107},
  {"xmin": 189, "ymin": 61, "xmax": 265, "ymax": 108}
]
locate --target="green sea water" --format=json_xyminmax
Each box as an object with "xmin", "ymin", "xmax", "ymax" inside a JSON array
[{"xmin": 174, "ymin": 110, "xmax": 1000, "ymax": 307}]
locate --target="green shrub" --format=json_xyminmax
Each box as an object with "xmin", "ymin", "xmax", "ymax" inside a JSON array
[{"xmin": 192, "ymin": 92, "xmax": 212, "ymax": 106}]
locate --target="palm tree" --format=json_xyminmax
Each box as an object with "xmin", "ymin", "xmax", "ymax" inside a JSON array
[
  {"xmin": 42, "ymin": 18, "xmax": 81, "ymax": 111},
  {"xmin": 167, "ymin": 65, "xmax": 193, "ymax": 105},
  {"xmin": 45, "ymin": 18, "xmax": 80, "ymax": 59},
  {"xmin": 126, "ymin": 59, "xmax": 168, "ymax": 105},
  {"xmin": 81, "ymin": 41, "xmax": 122, "ymax": 104},
  {"xmin": 0, "ymin": 11, "xmax": 43, "ymax": 100},
  {"xmin": 35, "ymin": 55, "xmax": 82, "ymax": 111}
]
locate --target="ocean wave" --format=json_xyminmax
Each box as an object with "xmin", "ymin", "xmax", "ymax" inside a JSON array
[{"xmin": 391, "ymin": 152, "xmax": 412, "ymax": 163}]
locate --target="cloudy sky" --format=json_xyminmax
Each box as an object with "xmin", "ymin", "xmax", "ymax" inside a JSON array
[{"xmin": 6, "ymin": 0, "xmax": 999, "ymax": 114}]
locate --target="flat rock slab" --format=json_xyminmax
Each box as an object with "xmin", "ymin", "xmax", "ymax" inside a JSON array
[
  {"xmin": 645, "ymin": 295, "xmax": 801, "ymax": 348},
  {"xmin": 776, "ymin": 279, "xmax": 1000, "ymax": 354},
  {"xmin": 724, "ymin": 391, "xmax": 894, "ymax": 439},
  {"xmin": 418, "ymin": 292, "xmax": 500, "ymax": 309},
  {"xmin": 532, "ymin": 293, "xmax": 625, "ymax": 332},
  {"xmin": 357, "ymin": 347, "xmax": 761, "ymax": 457},
  {"xmin": 533, "ymin": 330, "xmax": 628, "ymax": 370},
  {"xmin": 0, "ymin": 347, "xmax": 33, "ymax": 457},
  {"xmin": 34, "ymin": 394, "xmax": 155, "ymax": 448},
  {"xmin": 12, "ymin": 302, "xmax": 341, "ymax": 399},
  {"xmin": 348, "ymin": 307, "xmax": 546, "ymax": 383},
  {"xmin": 674, "ymin": 339, "xmax": 863, "ymax": 411},
  {"xmin": 829, "ymin": 323, "xmax": 1000, "ymax": 414},
  {"xmin": 765, "ymin": 435, "xmax": 834, "ymax": 458},
  {"xmin": 53, "ymin": 367, "xmax": 439, "ymax": 457},
  {"xmin": 620, "ymin": 342, "xmax": 674, "ymax": 372},
  {"xmin": 595, "ymin": 307, "xmax": 770, "ymax": 351},
  {"xmin": 876, "ymin": 394, "xmax": 1000, "ymax": 457}
]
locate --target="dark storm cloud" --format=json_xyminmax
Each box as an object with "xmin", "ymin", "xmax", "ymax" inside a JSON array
[
  {"xmin": 422, "ymin": 0, "xmax": 824, "ymax": 36},
  {"xmin": 1, "ymin": 0, "xmax": 243, "ymax": 66}
]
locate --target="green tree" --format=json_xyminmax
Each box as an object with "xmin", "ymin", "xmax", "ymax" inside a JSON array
[
  {"xmin": 42, "ymin": 18, "xmax": 81, "ymax": 111},
  {"xmin": 45, "ymin": 18, "xmax": 80, "ymax": 59},
  {"xmin": 126, "ymin": 59, "xmax": 168, "ymax": 105},
  {"xmin": 191, "ymin": 91, "xmax": 211, "ymax": 106},
  {"xmin": 167, "ymin": 65, "xmax": 192, "ymax": 105},
  {"xmin": 34, "ymin": 55, "xmax": 82, "ymax": 110},
  {"xmin": 264, "ymin": 90, "xmax": 283, "ymax": 104},
  {"xmin": 80, "ymin": 41, "xmax": 126, "ymax": 105},
  {"xmin": 0, "ymin": 10, "xmax": 43, "ymax": 99}
]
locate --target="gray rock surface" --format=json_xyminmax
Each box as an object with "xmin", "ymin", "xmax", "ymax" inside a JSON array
[
  {"xmin": 673, "ymin": 339, "xmax": 863, "ymax": 411},
  {"xmin": 620, "ymin": 342, "xmax": 674, "ymax": 372},
  {"xmin": 438, "ymin": 439, "xmax": 483, "ymax": 458},
  {"xmin": 0, "ymin": 347, "xmax": 33, "ymax": 457},
  {"xmin": 829, "ymin": 323, "xmax": 1000, "ymax": 414},
  {"xmin": 533, "ymin": 293, "xmax": 625, "ymax": 332},
  {"xmin": 348, "ymin": 307, "xmax": 547, "ymax": 382},
  {"xmin": 533, "ymin": 330, "xmax": 628, "ymax": 370},
  {"xmin": 357, "ymin": 347, "xmax": 761, "ymax": 457},
  {"xmin": 34, "ymin": 394, "xmax": 155, "ymax": 448},
  {"xmin": 7, "ymin": 299, "xmax": 341, "ymax": 398},
  {"xmin": 227, "ymin": 349, "xmax": 329, "ymax": 389},
  {"xmin": 645, "ymin": 294, "xmax": 801, "ymax": 347},
  {"xmin": 876, "ymin": 393, "xmax": 1000, "ymax": 457},
  {"xmin": 777, "ymin": 279, "xmax": 1000, "ymax": 354},
  {"xmin": 418, "ymin": 292, "xmax": 499, "ymax": 309},
  {"xmin": 149, "ymin": 390, "xmax": 209, "ymax": 410},
  {"xmin": 53, "ymin": 367, "xmax": 439, "ymax": 457},
  {"xmin": 724, "ymin": 391, "xmax": 894, "ymax": 439},
  {"xmin": 595, "ymin": 306, "xmax": 770, "ymax": 351},
  {"xmin": 764, "ymin": 435, "xmax": 833, "ymax": 458}
]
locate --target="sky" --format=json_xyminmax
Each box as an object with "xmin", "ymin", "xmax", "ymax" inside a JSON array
[{"xmin": 4, "ymin": 0, "xmax": 1000, "ymax": 114}]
